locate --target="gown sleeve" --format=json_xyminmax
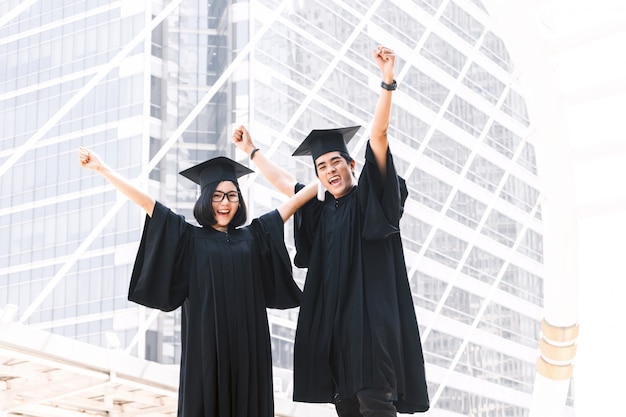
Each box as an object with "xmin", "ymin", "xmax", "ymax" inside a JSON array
[
  {"xmin": 128, "ymin": 201, "xmax": 191, "ymax": 311},
  {"xmin": 358, "ymin": 141, "xmax": 409, "ymax": 241},
  {"xmin": 292, "ymin": 183, "xmax": 323, "ymax": 268},
  {"xmin": 249, "ymin": 209, "xmax": 302, "ymax": 309}
]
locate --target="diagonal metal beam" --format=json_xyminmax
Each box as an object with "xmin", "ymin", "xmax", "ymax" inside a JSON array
[
  {"xmin": 0, "ymin": 0, "xmax": 184, "ymax": 179},
  {"xmin": 143, "ymin": 0, "xmax": 291, "ymax": 177},
  {"xmin": 417, "ymin": 73, "xmax": 517, "ymax": 343},
  {"xmin": 352, "ymin": 0, "xmax": 452, "ymax": 160},
  {"xmin": 124, "ymin": 309, "xmax": 160, "ymax": 355},
  {"xmin": 0, "ymin": 0, "xmax": 38, "ymax": 29},
  {"xmin": 19, "ymin": 0, "xmax": 293, "ymax": 326},
  {"xmin": 18, "ymin": 197, "xmax": 128, "ymax": 323},
  {"xmin": 404, "ymin": 27, "xmax": 502, "ymax": 336},
  {"xmin": 363, "ymin": 0, "xmax": 452, "ymax": 158},
  {"xmin": 242, "ymin": 0, "xmax": 386, "ymax": 186},
  {"xmin": 430, "ymin": 192, "xmax": 543, "ymax": 407},
  {"xmin": 17, "ymin": 1, "xmax": 183, "ymax": 323}
]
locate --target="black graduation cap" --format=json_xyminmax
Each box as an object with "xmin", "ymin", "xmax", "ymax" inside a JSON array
[
  {"xmin": 292, "ymin": 125, "xmax": 361, "ymax": 161},
  {"xmin": 179, "ymin": 156, "xmax": 253, "ymax": 190}
]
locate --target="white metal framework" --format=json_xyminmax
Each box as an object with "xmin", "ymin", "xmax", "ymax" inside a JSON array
[{"xmin": 2, "ymin": 1, "xmax": 624, "ymax": 416}]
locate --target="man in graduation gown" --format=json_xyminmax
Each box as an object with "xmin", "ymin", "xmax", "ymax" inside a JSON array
[{"xmin": 232, "ymin": 45, "xmax": 429, "ymax": 416}]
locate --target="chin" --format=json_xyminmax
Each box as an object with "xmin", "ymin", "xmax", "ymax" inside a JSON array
[{"xmin": 216, "ymin": 218, "xmax": 231, "ymax": 227}]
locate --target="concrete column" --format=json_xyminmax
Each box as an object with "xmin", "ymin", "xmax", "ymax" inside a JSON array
[{"xmin": 481, "ymin": 2, "xmax": 579, "ymax": 416}]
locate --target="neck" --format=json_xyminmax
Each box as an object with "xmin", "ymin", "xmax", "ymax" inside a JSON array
[
  {"xmin": 212, "ymin": 225, "xmax": 228, "ymax": 233},
  {"xmin": 331, "ymin": 184, "xmax": 356, "ymax": 199}
]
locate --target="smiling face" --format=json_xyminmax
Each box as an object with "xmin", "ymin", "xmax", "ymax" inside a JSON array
[
  {"xmin": 211, "ymin": 181, "xmax": 239, "ymax": 232},
  {"xmin": 315, "ymin": 151, "xmax": 356, "ymax": 199}
]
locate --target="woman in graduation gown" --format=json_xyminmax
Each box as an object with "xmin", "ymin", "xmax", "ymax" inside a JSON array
[{"xmin": 78, "ymin": 147, "xmax": 316, "ymax": 417}]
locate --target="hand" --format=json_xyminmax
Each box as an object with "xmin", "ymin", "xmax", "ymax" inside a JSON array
[
  {"xmin": 232, "ymin": 125, "xmax": 256, "ymax": 155},
  {"xmin": 78, "ymin": 147, "xmax": 104, "ymax": 171},
  {"xmin": 373, "ymin": 45, "xmax": 395, "ymax": 82}
]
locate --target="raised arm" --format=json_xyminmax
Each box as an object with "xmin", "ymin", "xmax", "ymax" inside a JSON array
[
  {"xmin": 370, "ymin": 45, "xmax": 396, "ymax": 177},
  {"xmin": 232, "ymin": 126, "xmax": 297, "ymax": 197},
  {"xmin": 276, "ymin": 181, "xmax": 317, "ymax": 223},
  {"xmin": 78, "ymin": 147, "xmax": 156, "ymax": 217}
]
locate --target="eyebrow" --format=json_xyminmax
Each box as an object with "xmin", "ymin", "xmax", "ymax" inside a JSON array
[{"xmin": 316, "ymin": 156, "xmax": 342, "ymax": 168}]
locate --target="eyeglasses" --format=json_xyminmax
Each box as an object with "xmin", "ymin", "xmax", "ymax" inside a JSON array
[{"xmin": 212, "ymin": 190, "xmax": 240, "ymax": 203}]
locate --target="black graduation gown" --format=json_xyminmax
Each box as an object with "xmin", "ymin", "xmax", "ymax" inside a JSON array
[
  {"xmin": 292, "ymin": 143, "xmax": 429, "ymax": 413},
  {"xmin": 128, "ymin": 202, "xmax": 301, "ymax": 417}
]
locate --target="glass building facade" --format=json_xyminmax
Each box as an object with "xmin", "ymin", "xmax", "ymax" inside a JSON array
[{"xmin": 0, "ymin": 0, "xmax": 573, "ymax": 415}]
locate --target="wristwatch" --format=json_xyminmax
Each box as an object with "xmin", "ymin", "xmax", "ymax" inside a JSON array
[{"xmin": 380, "ymin": 79, "xmax": 397, "ymax": 91}]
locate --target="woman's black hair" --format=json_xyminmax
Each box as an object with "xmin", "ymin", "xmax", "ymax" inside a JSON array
[{"xmin": 193, "ymin": 181, "xmax": 248, "ymax": 228}]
